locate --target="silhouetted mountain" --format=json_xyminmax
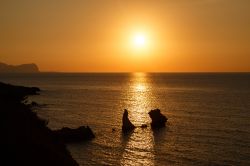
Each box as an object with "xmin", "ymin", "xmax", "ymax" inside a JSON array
[{"xmin": 0, "ymin": 62, "xmax": 39, "ymax": 73}]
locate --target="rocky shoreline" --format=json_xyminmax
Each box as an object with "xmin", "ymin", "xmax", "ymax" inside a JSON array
[{"xmin": 0, "ymin": 82, "xmax": 94, "ymax": 166}]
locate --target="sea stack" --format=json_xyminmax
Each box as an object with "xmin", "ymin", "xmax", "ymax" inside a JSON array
[
  {"xmin": 122, "ymin": 109, "xmax": 135, "ymax": 132},
  {"xmin": 148, "ymin": 109, "xmax": 167, "ymax": 128}
]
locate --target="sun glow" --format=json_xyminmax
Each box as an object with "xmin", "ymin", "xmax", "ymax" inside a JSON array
[
  {"xmin": 133, "ymin": 34, "xmax": 146, "ymax": 47},
  {"xmin": 126, "ymin": 28, "xmax": 156, "ymax": 59},
  {"xmin": 132, "ymin": 33, "xmax": 147, "ymax": 48}
]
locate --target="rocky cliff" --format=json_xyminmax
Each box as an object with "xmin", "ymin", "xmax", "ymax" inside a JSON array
[{"xmin": 0, "ymin": 62, "xmax": 39, "ymax": 73}]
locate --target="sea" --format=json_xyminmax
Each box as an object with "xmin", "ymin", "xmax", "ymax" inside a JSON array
[{"xmin": 0, "ymin": 73, "xmax": 250, "ymax": 166}]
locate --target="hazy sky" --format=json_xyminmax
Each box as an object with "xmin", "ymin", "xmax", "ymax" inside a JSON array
[{"xmin": 0, "ymin": 0, "xmax": 249, "ymax": 72}]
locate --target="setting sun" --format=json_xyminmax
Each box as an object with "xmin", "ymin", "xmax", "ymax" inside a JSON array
[{"xmin": 133, "ymin": 34, "xmax": 146, "ymax": 48}]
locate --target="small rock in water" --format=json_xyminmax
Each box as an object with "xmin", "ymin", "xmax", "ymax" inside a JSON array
[
  {"xmin": 122, "ymin": 109, "xmax": 135, "ymax": 132},
  {"xmin": 54, "ymin": 126, "xmax": 95, "ymax": 143},
  {"xmin": 148, "ymin": 109, "xmax": 167, "ymax": 129}
]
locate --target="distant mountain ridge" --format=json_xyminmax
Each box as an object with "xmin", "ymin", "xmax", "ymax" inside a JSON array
[{"xmin": 0, "ymin": 62, "xmax": 39, "ymax": 73}]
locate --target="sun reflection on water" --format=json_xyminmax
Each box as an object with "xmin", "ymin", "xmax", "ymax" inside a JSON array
[
  {"xmin": 129, "ymin": 72, "xmax": 153, "ymax": 125},
  {"xmin": 134, "ymin": 84, "xmax": 146, "ymax": 92},
  {"xmin": 120, "ymin": 129, "xmax": 155, "ymax": 166},
  {"xmin": 120, "ymin": 73, "xmax": 156, "ymax": 166}
]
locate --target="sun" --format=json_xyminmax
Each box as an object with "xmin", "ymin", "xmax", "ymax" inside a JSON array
[
  {"xmin": 127, "ymin": 30, "xmax": 153, "ymax": 55},
  {"xmin": 133, "ymin": 34, "xmax": 146, "ymax": 48}
]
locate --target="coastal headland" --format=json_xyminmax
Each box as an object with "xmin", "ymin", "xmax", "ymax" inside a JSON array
[{"xmin": 0, "ymin": 82, "xmax": 94, "ymax": 166}]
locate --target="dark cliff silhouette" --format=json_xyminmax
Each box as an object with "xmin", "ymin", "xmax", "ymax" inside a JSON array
[
  {"xmin": 0, "ymin": 62, "xmax": 39, "ymax": 73},
  {"xmin": 0, "ymin": 82, "xmax": 78, "ymax": 166}
]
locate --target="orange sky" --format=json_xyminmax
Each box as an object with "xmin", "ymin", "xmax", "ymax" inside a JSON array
[{"xmin": 0, "ymin": 0, "xmax": 250, "ymax": 72}]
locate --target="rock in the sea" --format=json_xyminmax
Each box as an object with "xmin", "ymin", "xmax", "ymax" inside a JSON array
[
  {"xmin": 54, "ymin": 126, "xmax": 95, "ymax": 143},
  {"xmin": 148, "ymin": 109, "xmax": 167, "ymax": 128},
  {"xmin": 122, "ymin": 109, "xmax": 135, "ymax": 132}
]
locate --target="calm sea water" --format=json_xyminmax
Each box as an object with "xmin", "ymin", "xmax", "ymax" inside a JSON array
[{"xmin": 1, "ymin": 73, "xmax": 250, "ymax": 165}]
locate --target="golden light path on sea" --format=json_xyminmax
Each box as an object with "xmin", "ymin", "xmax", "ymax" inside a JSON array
[{"xmin": 120, "ymin": 73, "xmax": 155, "ymax": 166}]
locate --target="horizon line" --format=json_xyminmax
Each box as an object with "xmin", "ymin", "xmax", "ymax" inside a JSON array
[{"xmin": 4, "ymin": 71, "xmax": 250, "ymax": 74}]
